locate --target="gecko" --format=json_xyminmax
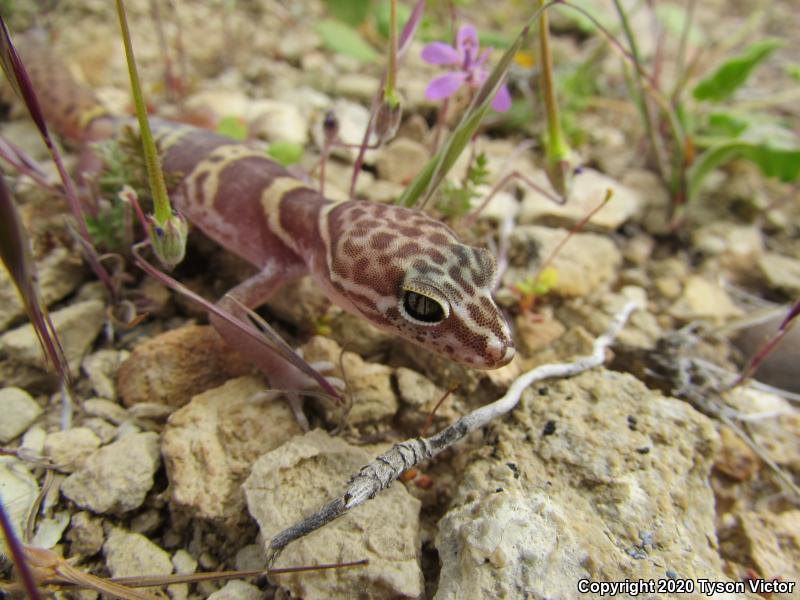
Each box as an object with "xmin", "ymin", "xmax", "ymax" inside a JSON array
[{"xmin": 17, "ymin": 32, "xmax": 515, "ymax": 419}]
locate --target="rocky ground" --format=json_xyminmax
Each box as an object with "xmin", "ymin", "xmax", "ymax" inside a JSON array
[{"xmin": 0, "ymin": 0, "xmax": 799, "ymax": 598}]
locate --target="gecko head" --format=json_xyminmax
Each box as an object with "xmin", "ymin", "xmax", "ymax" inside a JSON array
[{"xmin": 325, "ymin": 202, "xmax": 515, "ymax": 369}]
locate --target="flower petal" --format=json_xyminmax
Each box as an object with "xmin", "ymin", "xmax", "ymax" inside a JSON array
[
  {"xmin": 457, "ymin": 24, "xmax": 479, "ymax": 64},
  {"xmin": 421, "ymin": 42, "xmax": 460, "ymax": 65},
  {"xmin": 491, "ymin": 84, "xmax": 512, "ymax": 112},
  {"xmin": 425, "ymin": 72, "xmax": 468, "ymax": 101}
]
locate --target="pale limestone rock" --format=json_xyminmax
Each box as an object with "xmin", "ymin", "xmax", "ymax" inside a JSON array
[
  {"xmin": 738, "ymin": 510, "xmax": 800, "ymax": 583},
  {"xmin": 44, "ymin": 427, "xmax": 101, "ymax": 473},
  {"xmin": 249, "ymin": 99, "xmax": 308, "ymax": 145},
  {"xmin": 669, "ymin": 276, "xmax": 743, "ymax": 322},
  {"xmin": 81, "ymin": 349, "xmax": 129, "ymax": 401},
  {"xmin": 758, "ymin": 252, "xmax": 800, "ymax": 295},
  {"xmin": 161, "ymin": 376, "xmax": 302, "ymax": 525},
  {"xmin": 435, "ymin": 370, "xmax": 734, "ymax": 599},
  {"xmin": 104, "ymin": 528, "xmax": 172, "ymax": 579},
  {"xmin": 376, "ymin": 137, "xmax": 429, "ymax": 185},
  {"xmin": 0, "ymin": 246, "xmax": 86, "ymax": 331},
  {"xmin": 0, "ymin": 387, "xmax": 42, "ymax": 443},
  {"xmin": 207, "ymin": 580, "xmax": 263, "ymax": 600},
  {"xmin": 300, "ymin": 336, "xmax": 397, "ymax": 425},
  {"xmin": 520, "ymin": 167, "xmax": 641, "ymax": 231},
  {"xmin": 0, "ymin": 456, "xmax": 38, "ymax": 553},
  {"xmin": 82, "ymin": 398, "xmax": 129, "ymax": 425},
  {"xmin": 61, "ymin": 432, "xmax": 160, "ymax": 513},
  {"xmin": 395, "ymin": 367, "xmax": 460, "ymax": 432},
  {"xmin": 244, "ymin": 430, "xmax": 423, "ymax": 600},
  {"xmin": 117, "ymin": 324, "xmax": 251, "ymax": 408},
  {"xmin": 505, "ymin": 226, "xmax": 622, "ymax": 297},
  {"xmin": 0, "ymin": 299, "xmax": 105, "ymax": 377},
  {"xmin": 67, "ymin": 511, "xmax": 105, "ymax": 557},
  {"xmin": 334, "ymin": 72, "xmax": 381, "ymax": 102},
  {"xmin": 692, "ymin": 223, "xmax": 763, "ymax": 266}
]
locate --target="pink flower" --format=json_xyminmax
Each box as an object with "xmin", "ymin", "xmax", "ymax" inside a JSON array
[{"xmin": 421, "ymin": 24, "xmax": 512, "ymax": 112}]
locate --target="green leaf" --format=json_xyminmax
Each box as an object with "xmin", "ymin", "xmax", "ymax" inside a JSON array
[
  {"xmin": 693, "ymin": 38, "xmax": 782, "ymax": 102},
  {"xmin": 706, "ymin": 112, "xmax": 751, "ymax": 137},
  {"xmin": 324, "ymin": 0, "xmax": 371, "ymax": 26},
  {"xmin": 687, "ymin": 125, "xmax": 800, "ymax": 200},
  {"xmin": 267, "ymin": 140, "xmax": 304, "ymax": 166},
  {"xmin": 216, "ymin": 115, "xmax": 248, "ymax": 141},
  {"xmin": 315, "ymin": 19, "xmax": 379, "ymax": 62},
  {"xmin": 787, "ymin": 63, "xmax": 800, "ymax": 82}
]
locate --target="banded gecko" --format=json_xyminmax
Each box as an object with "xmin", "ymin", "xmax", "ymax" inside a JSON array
[{"xmin": 17, "ymin": 32, "xmax": 515, "ymax": 413}]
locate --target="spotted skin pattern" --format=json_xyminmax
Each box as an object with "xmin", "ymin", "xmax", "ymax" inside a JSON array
[{"xmin": 20, "ymin": 32, "xmax": 515, "ymax": 376}]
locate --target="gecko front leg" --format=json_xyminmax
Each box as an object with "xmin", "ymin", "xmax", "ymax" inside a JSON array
[{"xmin": 210, "ymin": 261, "xmax": 328, "ymax": 430}]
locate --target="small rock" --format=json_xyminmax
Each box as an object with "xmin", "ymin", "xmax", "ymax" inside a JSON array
[
  {"xmin": 172, "ymin": 549, "xmax": 198, "ymax": 575},
  {"xmin": 244, "ymin": 430, "xmax": 423, "ymax": 600},
  {"xmin": 471, "ymin": 187, "xmax": 519, "ymax": 222},
  {"xmin": 263, "ymin": 276, "xmax": 330, "ymax": 327},
  {"xmin": 117, "ymin": 324, "xmax": 251, "ymax": 408},
  {"xmin": 207, "ymin": 580, "xmax": 263, "ymax": 600},
  {"xmin": 31, "ymin": 511, "xmax": 70, "ymax": 549},
  {"xmin": 395, "ymin": 367, "xmax": 459, "ymax": 431},
  {"xmin": 130, "ymin": 509, "xmax": 163, "ymax": 535},
  {"xmin": 692, "ymin": 223, "xmax": 763, "ymax": 267},
  {"xmin": 83, "ymin": 398, "xmax": 129, "ymax": 425},
  {"xmin": 505, "ymin": 226, "xmax": 622, "ymax": 297},
  {"xmin": 44, "ymin": 427, "xmax": 101, "ymax": 473},
  {"xmin": 0, "ymin": 387, "xmax": 43, "ymax": 443},
  {"xmin": 82, "ymin": 417, "xmax": 117, "ymax": 444},
  {"xmin": 758, "ymin": 252, "xmax": 800, "ymax": 295},
  {"xmin": 514, "ymin": 310, "xmax": 567, "ymax": 356},
  {"xmin": 82, "ymin": 350, "xmax": 129, "ymax": 401},
  {"xmin": 739, "ymin": 510, "xmax": 800, "ymax": 581},
  {"xmin": 0, "ymin": 246, "xmax": 86, "ymax": 331},
  {"xmin": 0, "ymin": 299, "xmax": 105, "ymax": 377},
  {"xmin": 104, "ymin": 528, "xmax": 173, "ymax": 579},
  {"xmin": 235, "ymin": 544, "xmax": 266, "ymax": 571},
  {"xmin": 520, "ymin": 167, "xmax": 641, "ymax": 231},
  {"xmin": 375, "ymin": 137, "xmax": 429, "ymax": 185},
  {"xmin": 300, "ymin": 336, "xmax": 397, "ymax": 425},
  {"xmin": 249, "ymin": 100, "xmax": 308, "ymax": 145},
  {"xmin": 714, "ymin": 426, "xmax": 759, "ymax": 482},
  {"xmin": 669, "ymin": 276, "xmax": 743, "ymax": 322},
  {"xmin": 162, "ymin": 376, "xmax": 302, "ymax": 526},
  {"xmin": 0, "ymin": 457, "xmax": 38, "ymax": 552},
  {"xmin": 66, "ymin": 511, "xmax": 105, "ymax": 557},
  {"xmin": 61, "ymin": 432, "xmax": 160, "ymax": 514},
  {"xmin": 334, "ymin": 72, "xmax": 380, "ymax": 102},
  {"xmin": 184, "ymin": 89, "xmax": 250, "ymax": 122}
]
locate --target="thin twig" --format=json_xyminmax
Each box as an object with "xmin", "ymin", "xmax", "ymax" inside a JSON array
[{"xmin": 266, "ymin": 301, "xmax": 638, "ymax": 564}]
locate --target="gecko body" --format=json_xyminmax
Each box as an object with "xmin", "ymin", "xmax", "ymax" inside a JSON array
[{"xmin": 18, "ymin": 33, "xmax": 515, "ymax": 401}]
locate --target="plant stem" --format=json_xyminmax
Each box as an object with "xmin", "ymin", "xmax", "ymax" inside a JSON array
[
  {"xmin": 115, "ymin": 0, "xmax": 172, "ymax": 226},
  {"xmin": 538, "ymin": 0, "xmax": 568, "ymax": 165},
  {"xmin": 386, "ymin": 0, "xmax": 399, "ymax": 107},
  {"xmin": 611, "ymin": 0, "xmax": 669, "ymax": 183}
]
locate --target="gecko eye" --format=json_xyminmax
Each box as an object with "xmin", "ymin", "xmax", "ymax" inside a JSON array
[{"xmin": 401, "ymin": 289, "xmax": 449, "ymax": 324}]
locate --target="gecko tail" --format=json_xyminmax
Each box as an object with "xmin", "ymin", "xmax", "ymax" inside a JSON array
[{"xmin": 15, "ymin": 28, "xmax": 112, "ymax": 142}]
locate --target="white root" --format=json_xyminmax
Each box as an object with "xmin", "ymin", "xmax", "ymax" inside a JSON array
[{"xmin": 265, "ymin": 301, "xmax": 639, "ymax": 564}]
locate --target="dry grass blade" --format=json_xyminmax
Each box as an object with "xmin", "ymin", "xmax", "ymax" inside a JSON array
[
  {"xmin": 0, "ymin": 17, "xmax": 117, "ymax": 298},
  {"xmin": 22, "ymin": 546, "xmax": 159, "ymax": 600},
  {"xmin": 0, "ymin": 502, "xmax": 42, "ymax": 600},
  {"xmin": 0, "ymin": 173, "xmax": 71, "ymax": 383}
]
